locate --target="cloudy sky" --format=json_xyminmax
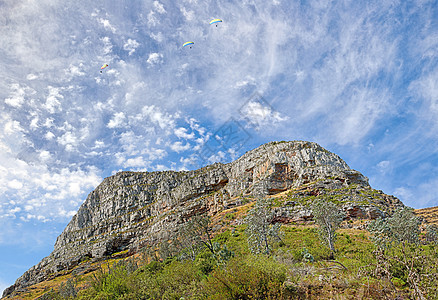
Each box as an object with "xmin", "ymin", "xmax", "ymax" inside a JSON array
[{"xmin": 1, "ymin": 0, "xmax": 437, "ymax": 292}]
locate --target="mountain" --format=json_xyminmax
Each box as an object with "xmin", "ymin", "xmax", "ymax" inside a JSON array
[{"xmin": 3, "ymin": 141, "xmax": 404, "ymax": 298}]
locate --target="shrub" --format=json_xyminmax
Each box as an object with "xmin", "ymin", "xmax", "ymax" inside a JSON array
[
  {"xmin": 58, "ymin": 278, "xmax": 77, "ymax": 299},
  {"xmin": 200, "ymin": 255, "xmax": 290, "ymax": 299},
  {"xmin": 366, "ymin": 208, "xmax": 437, "ymax": 299},
  {"xmin": 79, "ymin": 259, "xmax": 137, "ymax": 299},
  {"xmin": 301, "ymin": 247, "xmax": 314, "ymax": 263},
  {"xmin": 132, "ymin": 260, "xmax": 203, "ymax": 299}
]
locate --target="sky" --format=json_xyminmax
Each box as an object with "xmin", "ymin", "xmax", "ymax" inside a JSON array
[{"xmin": 0, "ymin": 0, "xmax": 437, "ymax": 292}]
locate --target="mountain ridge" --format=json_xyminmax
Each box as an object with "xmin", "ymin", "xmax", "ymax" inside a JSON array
[{"xmin": 3, "ymin": 140, "xmax": 404, "ymax": 298}]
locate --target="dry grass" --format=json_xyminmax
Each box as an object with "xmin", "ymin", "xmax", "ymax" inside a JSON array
[{"xmin": 415, "ymin": 206, "xmax": 438, "ymax": 225}]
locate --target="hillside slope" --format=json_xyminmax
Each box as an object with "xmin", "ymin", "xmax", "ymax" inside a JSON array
[
  {"xmin": 3, "ymin": 141, "xmax": 404, "ymax": 298},
  {"xmin": 415, "ymin": 206, "xmax": 438, "ymax": 225}
]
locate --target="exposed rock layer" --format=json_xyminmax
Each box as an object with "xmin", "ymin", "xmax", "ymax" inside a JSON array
[{"xmin": 3, "ymin": 141, "xmax": 403, "ymax": 298}]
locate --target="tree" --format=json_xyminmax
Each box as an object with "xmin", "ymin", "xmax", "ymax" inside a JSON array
[
  {"xmin": 311, "ymin": 199, "xmax": 344, "ymax": 259},
  {"xmin": 367, "ymin": 207, "xmax": 421, "ymax": 248},
  {"xmin": 245, "ymin": 198, "xmax": 283, "ymax": 255},
  {"xmin": 425, "ymin": 224, "xmax": 438, "ymax": 244},
  {"xmin": 367, "ymin": 207, "xmax": 432, "ymax": 300},
  {"xmin": 176, "ymin": 214, "xmax": 233, "ymax": 265},
  {"xmin": 175, "ymin": 215, "xmax": 214, "ymax": 260}
]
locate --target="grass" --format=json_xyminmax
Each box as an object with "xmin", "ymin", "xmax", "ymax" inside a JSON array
[
  {"xmin": 13, "ymin": 223, "xmax": 430, "ymax": 300},
  {"xmin": 9, "ymin": 194, "xmax": 438, "ymax": 299}
]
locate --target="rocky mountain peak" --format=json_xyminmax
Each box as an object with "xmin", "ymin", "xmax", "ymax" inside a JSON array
[{"xmin": 3, "ymin": 141, "xmax": 401, "ymax": 298}]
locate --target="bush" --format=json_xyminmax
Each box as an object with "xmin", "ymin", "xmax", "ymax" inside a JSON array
[
  {"xmin": 79, "ymin": 259, "xmax": 137, "ymax": 300},
  {"xmin": 131, "ymin": 260, "xmax": 203, "ymax": 299},
  {"xmin": 59, "ymin": 278, "xmax": 77, "ymax": 299},
  {"xmin": 200, "ymin": 255, "xmax": 291, "ymax": 299},
  {"xmin": 301, "ymin": 248, "xmax": 314, "ymax": 263}
]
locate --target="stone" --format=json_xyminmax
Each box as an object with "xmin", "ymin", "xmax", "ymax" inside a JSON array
[{"xmin": 3, "ymin": 141, "xmax": 404, "ymax": 298}]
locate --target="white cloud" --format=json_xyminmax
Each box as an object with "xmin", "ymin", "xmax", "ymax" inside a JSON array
[
  {"xmin": 123, "ymin": 39, "xmax": 140, "ymax": 56},
  {"xmin": 43, "ymin": 118, "xmax": 54, "ymax": 128},
  {"xmin": 68, "ymin": 182, "xmax": 82, "ymax": 196},
  {"xmin": 107, "ymin": 112, "xmax": 126, "ymax": 129},
  {"xmin": 153, "ymin": 1, "xmax": 166, "ymax": 14},
  {"xmin": 235, "ymin": 77, "xmax": 256, "ymax": 89},
  {"xmin": 174, "ymin": 127, "xmax": 195, "ymax": 140},
  {"xmin": 0, "ymin": 280, "xmax": 8, "ymax": 298},
  {"xmin": 29, "ymin": 117, "xmax": 39, "ymax": 130},
  {"xmin": 8, "ymin": 180, "xmax": 23, "ymax": 190},
  {"xmin": 409, "ymin": 71, "xmax": 438, "ymax": 129},
  {"xmin": 57, "ymin": 132, "xmax": 78, "ymax": 150},
  {"xmin": 44, "ymin": 132, "xmax": 55, "ymax": 141},
  {"xmin": 320, "ymin": 88, "xmax": 390, "ymax": 145},
  {"xmin": 4, "ymin": 120, "xmax": 24, "ymax": 135},
  {"xmin": 4, "ymin": 84, "xmax": 26, "ymax": 108},
  {"xmin": 150, "ymin": 32, "xmax": 164, "ymax": 43},
  {"xmin": 0, "ymin": 145, "xmax": 102, "ymax": 221},
  {"xmin": 98, "ymin": 18, "xmax": 116, "ymax": 33},
  {"xmin": 147, "ymin": 53, "xmax": 164, "ymax": 66},
  {"xmin": 154, "ymin": 164, "xmax": 168, "ymax": 171},
  {"xmin": 239, "ymin": 100, "xmax": 288, "ymax": 130},
  {"xmin": 101, "ymin": 36, "xmax": 113, "ymax": 55},
  {"xmin": 124, "ymin": 157, "xmax": 148, "ymax": 168},
  {"xmin": 147, "ymin": 11, "xmax": 158, "ymax": 26},
  {"xmin": 180, "ymin": 7, "xmax": 194, "ymax": 21},
  {"xmin": 44, "ymin": 86, "xmax": 63, "ymax": 114},
  {"xmin": 38, "ymin": 151, "xmax": 51, "ymax": 162},
  {"xmin": 170, "ymin": 141, "xmax": 191, "ymax": 153},
  {"xmin": 93, "ymin": 140, "xmax": 105, "ymax": 149},
  {"xmin": 9, "ymin": 207, "xmax": 21, "ymax": 214},
  {"xmin": 66, "ymin": 63, "xmax": 85, "ymax": 77},
  {"xmin": 146, "ymin": 148, "xmax": 167, "ymax": 161},
  {"xmin": 376, "ymin": 160, "xmax": 391, "ymax": 175},
  {"xmin": 140, "ymin": 105, "xmax": 177, "ymax": 132},
  {"xmin": 58, "ymin": 208, "xmax": 76, "ymax": 219},
  {"xmin": 26, "ymin": 74, "xmax": 38, "ymax": 80}
]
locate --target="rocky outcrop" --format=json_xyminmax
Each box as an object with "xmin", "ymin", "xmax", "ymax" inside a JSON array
[{"xmin": 3, "ymin": 141, "xmax": 403, "ymax": 298}]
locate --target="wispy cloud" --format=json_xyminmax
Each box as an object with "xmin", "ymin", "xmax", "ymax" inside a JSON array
[{"xmin": 1, "ymin": 0, "xmax": 437, "ymax": 286}]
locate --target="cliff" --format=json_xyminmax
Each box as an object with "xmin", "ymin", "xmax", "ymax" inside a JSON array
[{"xmin": 3, "ymin": 141, "xmax": 404, "ymax": 298}]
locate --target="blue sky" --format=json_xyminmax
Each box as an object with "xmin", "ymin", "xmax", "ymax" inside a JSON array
[{"xmin": 1, "ymin": 0, "xmax": 437, "ymax": 292}]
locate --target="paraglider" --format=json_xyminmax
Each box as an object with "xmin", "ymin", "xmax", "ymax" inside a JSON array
[
  {"xmin": 100, "ymin": 64, "xmax": 109, "ymax": 73},
  {"xmin": 183, "ymin": 41, "xmax": 194, "ymax": 49},
  {"xmin": 210, "ymin": 19, "xmax": 222, "ymax": 27}
]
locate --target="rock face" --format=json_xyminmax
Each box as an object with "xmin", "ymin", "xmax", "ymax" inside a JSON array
[{"xmin": 3, "ymin": 141, "xmax": 404, "ymax": 298}]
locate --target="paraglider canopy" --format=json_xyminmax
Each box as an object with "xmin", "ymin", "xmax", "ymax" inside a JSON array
[
  {"xmin": 183, "ymin": 41, "xmax": 194, "ymax": 48},
  {"xmin": 210, "ymin": 19, "xmax": 222, "ymax": 27},
  {"xmin": 100, "ymin": 64, "xmax": 109, "ymax": 73}
]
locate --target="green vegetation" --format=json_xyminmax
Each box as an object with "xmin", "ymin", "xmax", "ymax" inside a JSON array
[
  {"xmin": 366, "ymin": 208, "xmax": 438, "ymax": 299},
  {"xmin": 312, "ymin": 199, "xmax": 344, "ymax": 259},
  {"xmin": 245, "ymin": 198, "xmax": 283, "ymax": 255},
  {"xmin": 22, "ymin": 206, "xmax": 438, "ymax": 299}
]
